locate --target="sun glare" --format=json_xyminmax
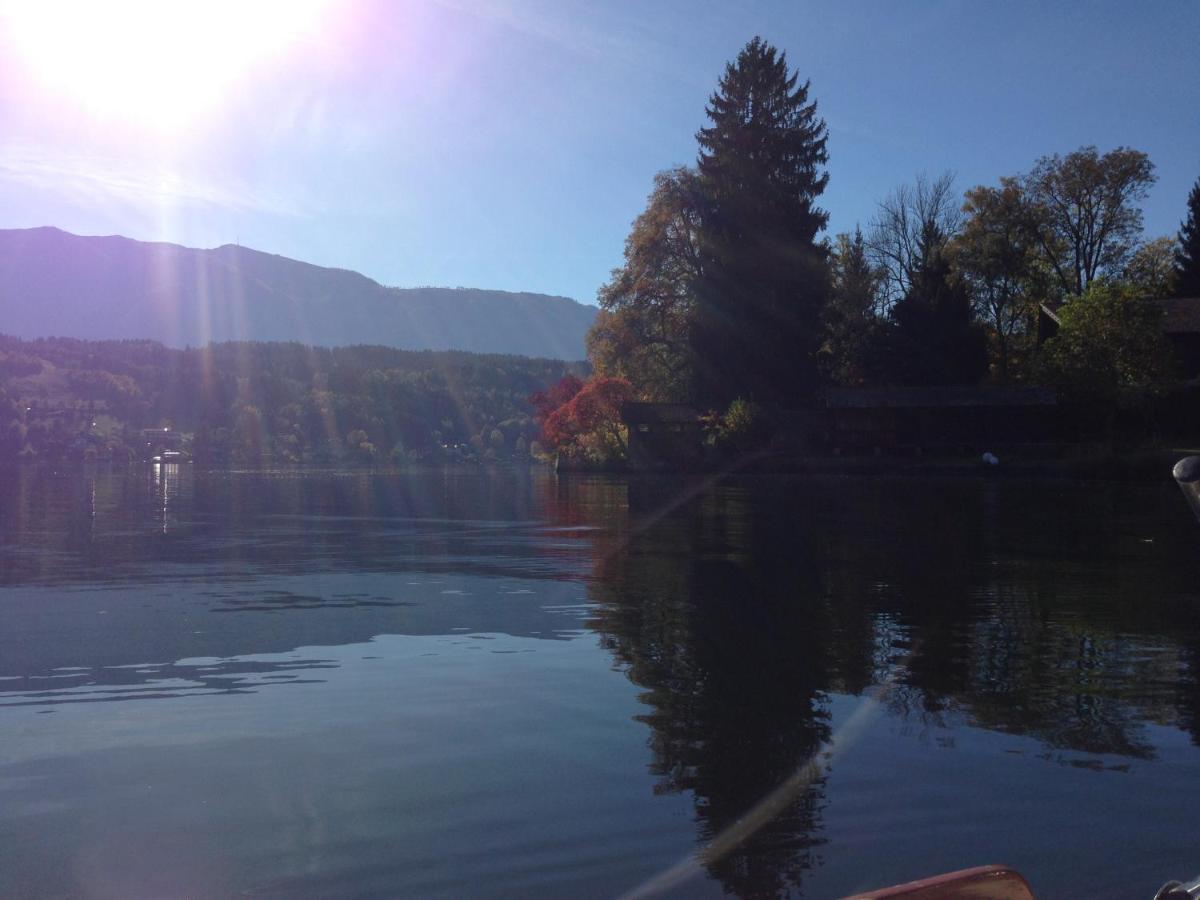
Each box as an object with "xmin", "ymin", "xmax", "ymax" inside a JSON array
[{"xmin": 1, "ymin": 0, "xmax": 330, "ymax": 132}]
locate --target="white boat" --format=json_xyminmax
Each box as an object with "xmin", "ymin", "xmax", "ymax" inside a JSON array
[{"xmin": 1175, "ymin": 456, "xmax": 1200, "ymax": 522}]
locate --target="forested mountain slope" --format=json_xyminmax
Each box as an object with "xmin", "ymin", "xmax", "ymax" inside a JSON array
[{"xmin": 0, "ymin": 227, "xmax": 596, "ymax": 359}]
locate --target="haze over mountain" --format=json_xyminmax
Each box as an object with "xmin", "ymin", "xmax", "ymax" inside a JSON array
[{"xmin": 0, "ymin": 227, "xmax": 596, "ymax": 360}]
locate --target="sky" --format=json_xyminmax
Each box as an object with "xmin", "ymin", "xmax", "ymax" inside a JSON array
[{"xmin": 0, "ymin": 0, "xmax": 1197, "ymax": 305}]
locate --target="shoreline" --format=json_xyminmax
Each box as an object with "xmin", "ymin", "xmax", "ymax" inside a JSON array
[{"xmin": 3, "ymin": 447, "xmax": 1195, "ymax": 483}]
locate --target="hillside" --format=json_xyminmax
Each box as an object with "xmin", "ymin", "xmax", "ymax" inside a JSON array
[
  {"xmin": 0, "ymin": 227, "xmax": 596, "ymax": 359},
  {"xmin": 0, "ymin": 335, "xmax": 583, "ymax": 463}
]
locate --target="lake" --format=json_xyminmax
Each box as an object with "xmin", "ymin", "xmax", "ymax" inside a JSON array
[{"xmin": 2, "ymin": 464, "xmax": 1199, "ymax": 898}]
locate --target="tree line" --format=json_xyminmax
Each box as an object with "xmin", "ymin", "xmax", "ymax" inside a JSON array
[
  {"xmin": 5, "ymin": 37, "xmax": 1198, "ymax": 468},
  {"xmin": 543, "ymin": 36, "xmax": 1200, "ymax": 461},
  {"xmin": 0, "ymin": 337, "xmax": 583, "ymax": 464}
]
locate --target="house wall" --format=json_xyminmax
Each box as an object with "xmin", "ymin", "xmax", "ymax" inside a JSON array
[{"xmin": 626, "ymin": 423, "xmax": 705, "ymax": 471}]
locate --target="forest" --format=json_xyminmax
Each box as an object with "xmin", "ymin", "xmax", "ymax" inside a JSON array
[
  {"xmin": 4, "ymin": 37, "xmax": 1200, "ymax": 468},
  {"xmin": 0, "ymin": 336, "xmax": 582, "ymax": 464},
  {"xmin": 544, "ymin": 38, "xmax": 1200, "ymax": 462}
]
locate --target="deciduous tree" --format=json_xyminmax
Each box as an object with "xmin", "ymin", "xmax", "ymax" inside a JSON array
[
  {"xmin": 540, "ymin": 376, "xmax": 633, "ymax": 462},
  {"xmin": 1124, "ymin": 236, "xmax": 1179, "ymax": 299},
  {"xmin": 1039, "ymin": 279, "xmax": 1169, "ymax": 410},
  {"xmin": 1023, "ymin": 146, "xmax": 1156, "ymax": 297},
  {"xmin": 956, "ymin": 180, "xmax": 1047, "ymax": 381},
  {"xmin": 530, "ymin": 373, "xmax": 583, "ymax": 428},
  {"xmin": 868, "ymin": 171, "xmax": 961, "ymax": 307},
  {"xmin": 587, "ymin": 167, "xmax": 701, "ymax": 401}
]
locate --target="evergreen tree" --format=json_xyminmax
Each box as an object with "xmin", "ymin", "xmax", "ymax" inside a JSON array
[
  {"xmin": 868, "ymin": 172, "xmax": 962, "ymax": 306},
  {"xmin": 1175, "ymin": 176, "xmax": 1200, "ymax": 297},
  {"xmin": 820, "ymin": 227, "xmax": 882, "ymax": 386},
  {"xmin": 689, "ymin": 37, "xmax": 830, "ymax": 407},
  {"xmin": 883, "ymin": 244, "xmax": 989, "ymax": 386}
]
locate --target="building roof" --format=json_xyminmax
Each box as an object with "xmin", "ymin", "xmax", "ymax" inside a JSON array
[
  {"xmin": 620, "ymin": 402, "xmax": 702, "ymax": 425},
  {"xmin": 822, "ymin": 386, "xmax": 1057, "ymax": 409}
]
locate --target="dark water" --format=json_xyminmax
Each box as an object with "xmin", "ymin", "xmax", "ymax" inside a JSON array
[{"xmin": 2, "ymin": 464, "xmax": 1199, "ymax": 898}]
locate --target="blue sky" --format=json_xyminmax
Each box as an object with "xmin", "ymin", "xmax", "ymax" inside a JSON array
[{"xmin": 0, "ymin": 0, "xmax": 1197, "ymax": 305}]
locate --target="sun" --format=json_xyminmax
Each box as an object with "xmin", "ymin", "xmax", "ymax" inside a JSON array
[{"xmin": 1, "ymin": 0, "xmax": 330, "ymax": 132}]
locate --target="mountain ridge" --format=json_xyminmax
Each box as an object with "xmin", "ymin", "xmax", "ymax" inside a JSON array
[{"xmin": 0, "ymin": 226, "xmax": 596, "ymax": 359}]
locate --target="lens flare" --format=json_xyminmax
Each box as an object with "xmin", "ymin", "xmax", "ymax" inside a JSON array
[{"xmin": 1, "ymin": 0, "xmax": 330, "ymax": 132}]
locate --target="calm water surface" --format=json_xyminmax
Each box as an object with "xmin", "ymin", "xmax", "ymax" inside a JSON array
[{"xmin": 2, "ymin": 464, "xmax": 1199, "ymax": 898}]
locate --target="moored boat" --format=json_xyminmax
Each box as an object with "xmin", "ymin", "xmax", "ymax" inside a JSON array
[
  {"xmin": 844, "ymin": 865, "xmax": 1034, "ymax": 899},
  {"xmin": 1175, "ymin": 456, "xmax": 1200, "ymax": 522}
]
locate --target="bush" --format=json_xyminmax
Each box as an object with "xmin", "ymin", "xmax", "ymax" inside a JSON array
[
  {"xmin": 705, "ymin": 398, "xmax": 772, "ymax": 452},
  {"xmin": 1039, "ymin": 280, "xmax": 1169, "ymax": 407}
]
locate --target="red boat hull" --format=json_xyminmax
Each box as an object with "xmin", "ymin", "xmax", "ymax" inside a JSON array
[{"xmin": 844, "ymin": 864, "xmax": 1036, "ymax": 899}]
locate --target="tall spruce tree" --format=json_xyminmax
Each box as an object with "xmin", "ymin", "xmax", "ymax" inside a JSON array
[
  {"xmin": 1175, "ymin": 176, "xmax": 1200, "ymax": 297},
  {"xmin": 883, "ymin": 239, "xmax": 989, "ymax": 386},
  {"xmin": 689, "ymin": 37, "xmax": 830, "ymax": 407}
]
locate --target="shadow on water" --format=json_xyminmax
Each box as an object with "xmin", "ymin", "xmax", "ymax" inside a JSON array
[{"xmin": 584, "ymin": 473, "xmax": 1200, "ymax": 897}]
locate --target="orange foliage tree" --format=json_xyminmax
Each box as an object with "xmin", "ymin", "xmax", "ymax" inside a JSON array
[
  {"xmin": 530, "ymin": 373, "xmax": 584, "ymax": 426},
  {"xmin": 533, "ymin": 375, "xmax": 632, "ymax": 461}
]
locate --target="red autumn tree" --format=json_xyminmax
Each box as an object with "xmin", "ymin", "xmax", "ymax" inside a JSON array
[
  {"xmin": 530, "ymin": 374, "xmax": 584, "ymax": 427},
  {"xmin": 537, "ymin": 375, "xmax": 632, "ymax": 461}
]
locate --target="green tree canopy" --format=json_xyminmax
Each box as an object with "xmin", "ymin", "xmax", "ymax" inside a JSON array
[
  {"xmin": 689, "ymin": 36, "xmax": 830, "ymax": 407},
  {"xmin": 587, "ymin": 167, "xmax": 701, "ymax": 402},
  {"xmin": 1023, "ymin": 146, "xmax": 1156, "ymax": 297},
  {"xmin": 1039, "ymin": 279, "xmax": 1170, "ymax": 408},
  {"xmin": 1124, "ymin": 236, "xmax": 1180, "ymax": 299},
  {"xmin": 956, "ymin": 179, "xmax": 1048, "ymax": 381},
  {"xmin": 0, "ymin": 336, "xmax": 576, "ymax": 464}
]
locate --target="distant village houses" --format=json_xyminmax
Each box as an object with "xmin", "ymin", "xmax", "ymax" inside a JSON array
[{"xmin": 140, "ymin": 428, "xmax": 183, "ymax": 459}]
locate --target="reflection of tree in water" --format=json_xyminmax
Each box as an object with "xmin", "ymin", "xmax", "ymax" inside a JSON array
[
  {"xmin": 1177, "ymin": 638, "xmax": 1200, "ymax": 749},
  {"xmin": 587, "ymin": 480, "xmax": 868, "ymax": 897},
  {"xmin": 959, "ymin": 599, "xmax": 1174, "ymax": 759},
  {"xmin": 584, "ymin": 477, "xmax": 1200, "ymax": 895},
  {"xmin": 817, "ymin": 478, "xmax": 1200, "ymax": 759}
]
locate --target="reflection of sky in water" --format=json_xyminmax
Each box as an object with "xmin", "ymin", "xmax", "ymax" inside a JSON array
[
  {"xmin": 1, "ymin": 630, "xmax": 705, "ymax": 899},
  {"xmin": 4, "ymin": 467, "xmax": 1200, "ymax": 898},
  {"xmin": 3, "ymin": 655, "xmax": 342, "ymax": 709},
  {"xmin": 0, "ymin": 466, "xmax": 611, "ymax": 588},
  {"xmin": 7, "ymin": 628, "xmax": 1199, "ymax": 899},
  {"xmin": 1, "ymin": 632, "xmax": 574, "ymax": 765},
  {"xmin": 0, "ymin": 572, "xmax": 592, "ymax": 710}
]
